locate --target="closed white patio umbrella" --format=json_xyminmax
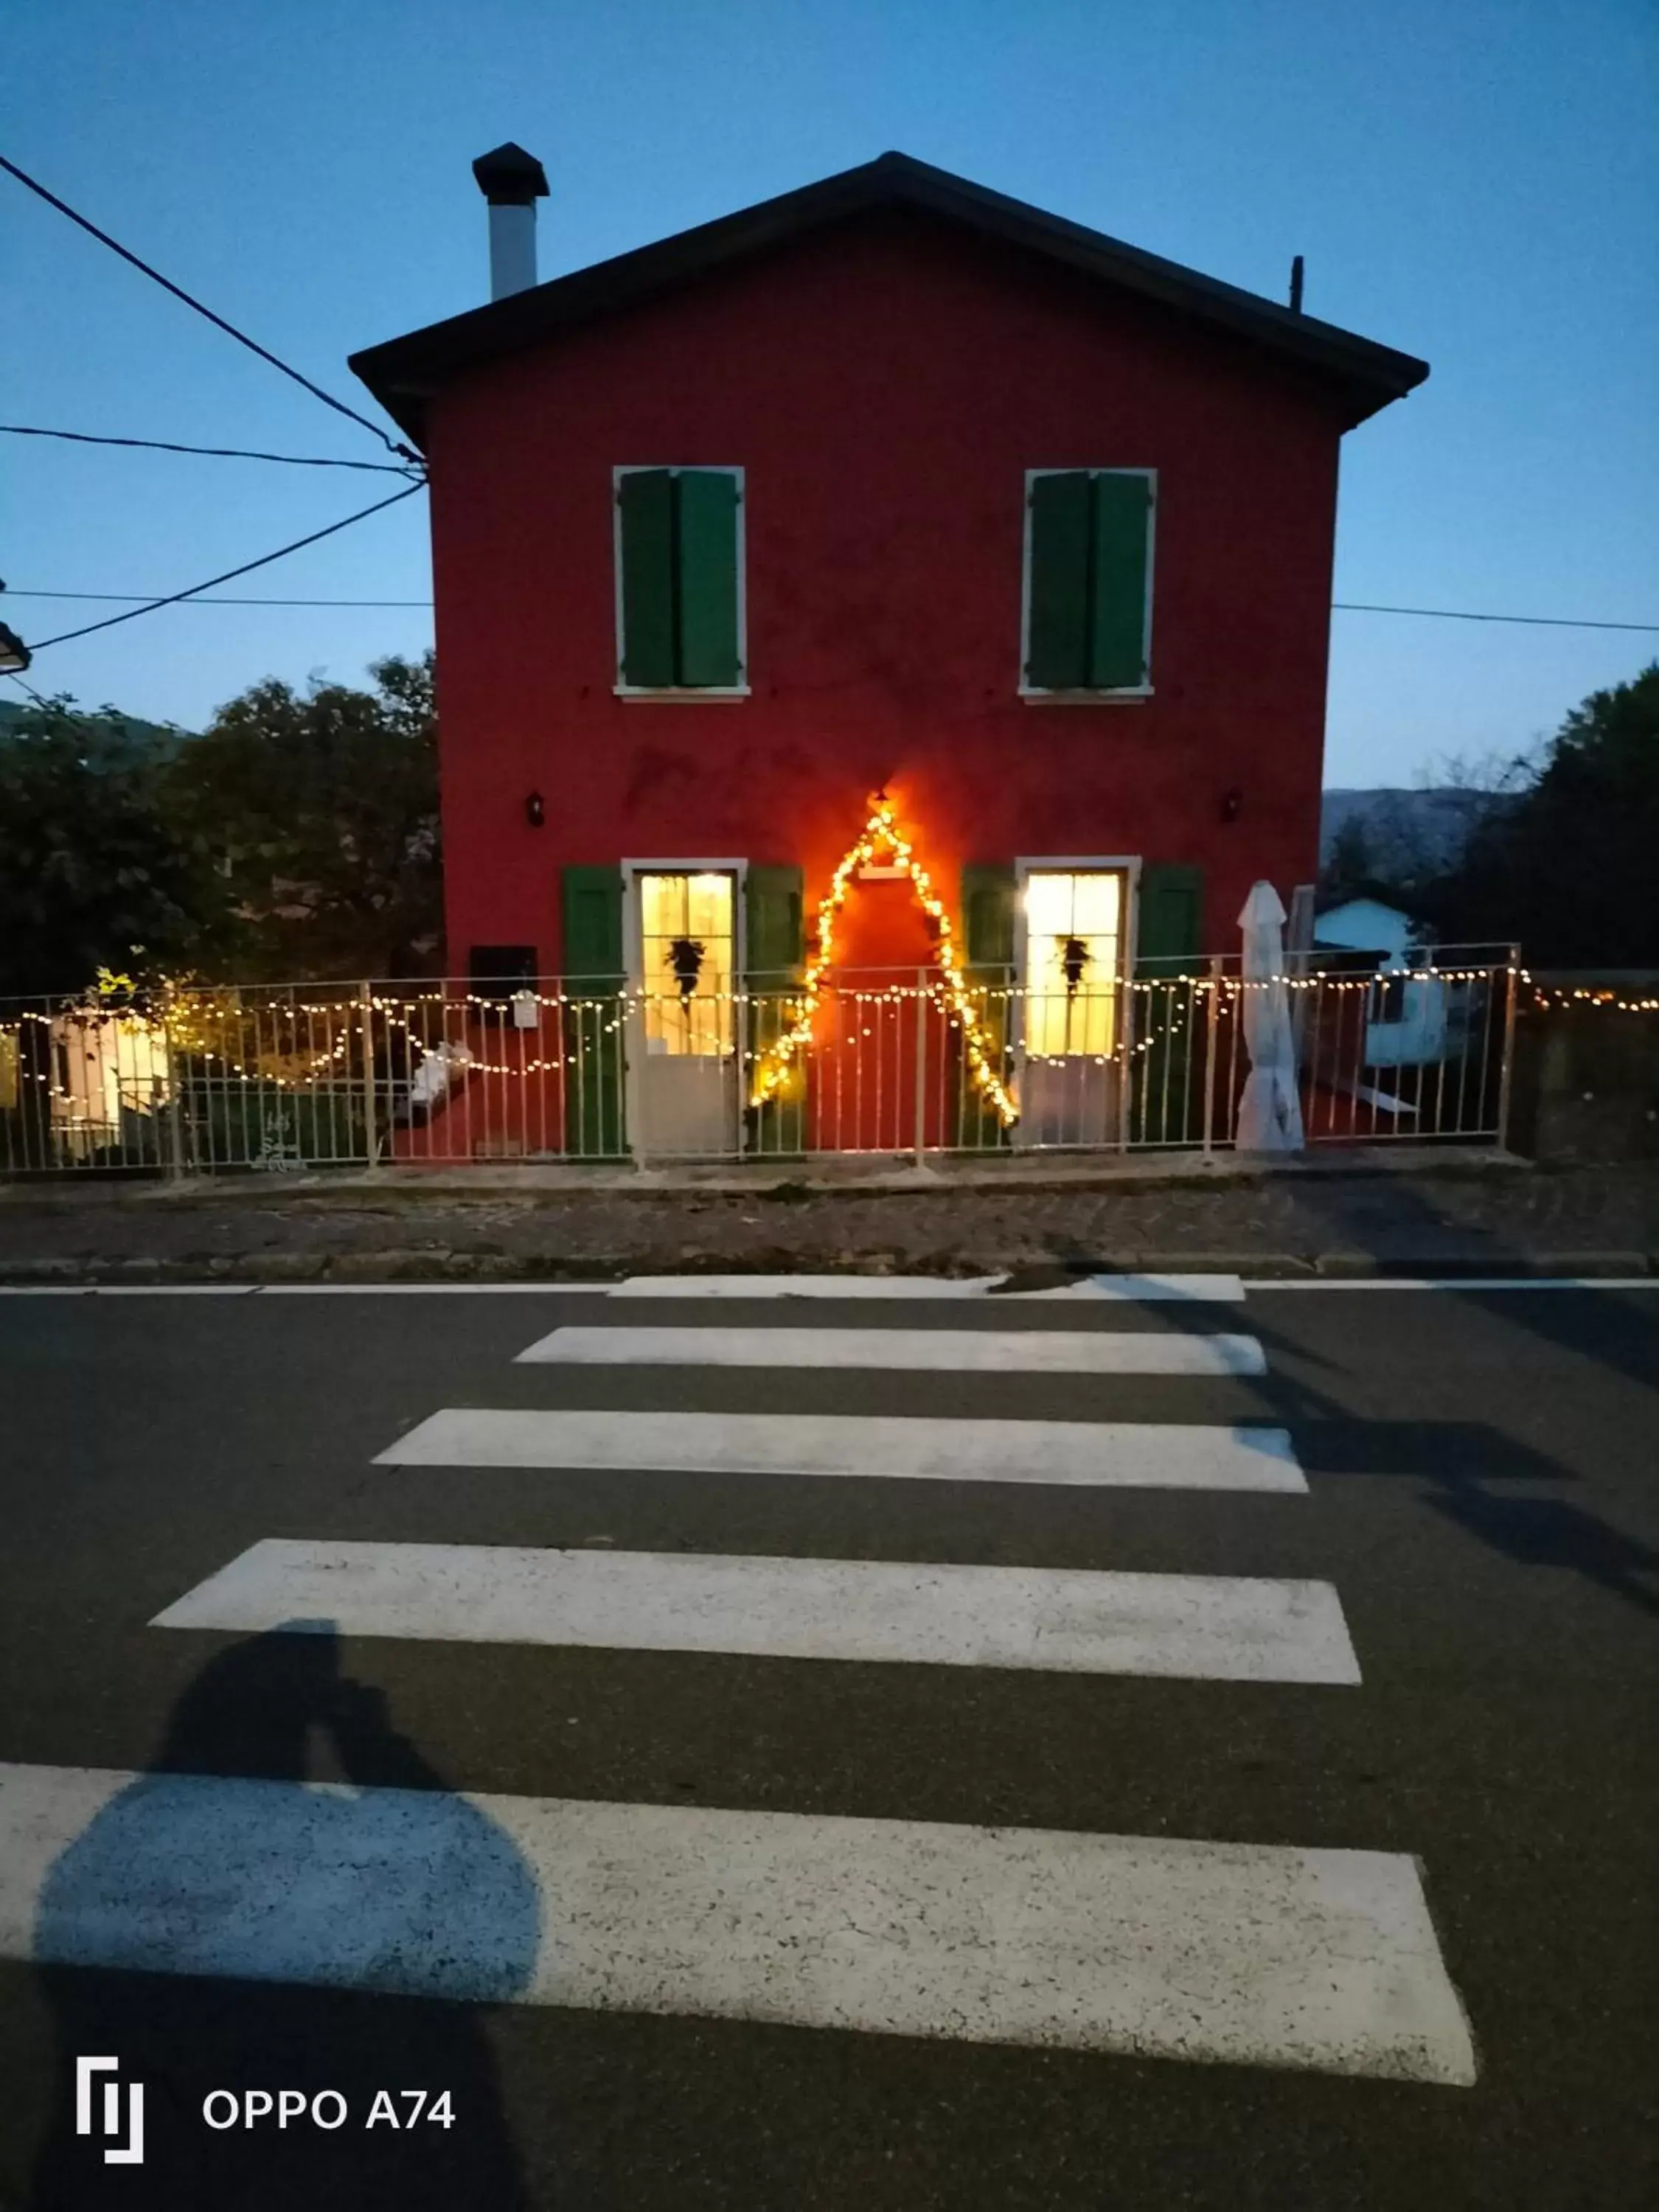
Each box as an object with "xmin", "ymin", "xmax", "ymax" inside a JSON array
[{"xmin": 1235, "ymin": 881, "xmax": 1305, "ymax": 1152}]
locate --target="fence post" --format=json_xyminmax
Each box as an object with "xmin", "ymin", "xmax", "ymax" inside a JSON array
[
  {"xmin": 914, "ymin": 967, "xmax": 928, "ymax": 1165},
  {"xmin": 1495, "ymin": 953, "xmax": 1520, "ymax": 1152},
  {"xmin": 1200, "ymin": 956, "xmax": 1223, "ymax": 1155},
  {"xmin": 163, "ymin": 1007, "xmax": 186, "ymax": 1180},
  {"xmin": 359, "ymin": 981, "xmax": 379, "ymax": 1169}
]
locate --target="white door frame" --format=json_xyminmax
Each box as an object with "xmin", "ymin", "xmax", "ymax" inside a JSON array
[
  {"xmin": 1013, "ymin": 855, "xmax": 1141, "ymax": 1147},
  {"xmin": 621, "ymin": 858, "xmax": 748, "ymax": 1161}
]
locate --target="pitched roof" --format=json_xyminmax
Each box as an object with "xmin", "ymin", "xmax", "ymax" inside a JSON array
[{"xmin": 350, "ymin": 150, "xmax": 1428, "ymax": 447}]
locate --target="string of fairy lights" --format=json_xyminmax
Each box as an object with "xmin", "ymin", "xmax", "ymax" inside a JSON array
[
  {"xmin": 747, "ymin": 795, "xmax": 1020, "ymax": 1124},
  {"xmin": 4, "ymin": 942, "xmax": 1655, "ymax": 1102}
]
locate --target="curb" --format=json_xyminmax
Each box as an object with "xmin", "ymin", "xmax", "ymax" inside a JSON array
[{"xmin": 0, "ymin": 1251, "xmax": 1651, "ymax": 1287}]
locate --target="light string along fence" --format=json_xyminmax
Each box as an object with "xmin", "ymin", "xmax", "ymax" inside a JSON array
[{"xmin": 0, "ymin": 941, "xmax": 1544, "ymax": 1173}]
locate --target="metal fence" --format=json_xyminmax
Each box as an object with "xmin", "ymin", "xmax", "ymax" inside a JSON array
[{"xmin": 0, "ymin": 947, "xmax": 1517, "ymax": 1175}]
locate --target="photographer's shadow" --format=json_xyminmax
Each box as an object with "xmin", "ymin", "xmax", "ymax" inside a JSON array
[{"xmin": 30, "ymin": 1624, "xmax": 539, "ymax": 2209}]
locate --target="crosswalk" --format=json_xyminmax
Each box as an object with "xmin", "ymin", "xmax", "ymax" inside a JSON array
[{"xmin": 0, "ymin": 1274, "xmax": 1478, "ymax": 2088}]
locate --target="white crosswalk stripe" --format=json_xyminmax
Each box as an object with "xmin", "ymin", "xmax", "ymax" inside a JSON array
[
  {"xmin": 515, "ymin": 1324, "xmax": 1267, "ymax": 1372},
  {"xmin": 153, "ymin": 1539, "xmax": 1362, "ymax": 1683},
  {"xmin": 16, "ymin": 1274, "xmax": 1478, "ymax": 2084},
  {"xmin": 375, "ymin": 1408, "xmax": 1305, "ymax": 1489},
  {"xmin": 608, "ymin": 1271, "xmax": 1247, "ymax": 1300},
  {"xmin": 0, "ymin": 1761, "xmax": 1475, "ymax": 2083}
]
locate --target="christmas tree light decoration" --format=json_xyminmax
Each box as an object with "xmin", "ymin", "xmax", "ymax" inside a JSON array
[{"xmin": 748, "ymin": 794, "xmax": 1019, "ymax": 1126}]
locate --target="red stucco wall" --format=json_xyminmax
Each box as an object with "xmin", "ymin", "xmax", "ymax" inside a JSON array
[{"xmin": 423, "ymin": 208, "xmax": 1346, "ymax": 970}]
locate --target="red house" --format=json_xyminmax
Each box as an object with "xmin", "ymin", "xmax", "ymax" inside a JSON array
[{"xmin": 351, "ymin": 150, "xmax": 1427, "ymax": 1162}]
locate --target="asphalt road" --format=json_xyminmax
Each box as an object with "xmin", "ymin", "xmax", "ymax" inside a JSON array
[{"xmin": 0, "ymin": 1279, "xmax": 1655, "ymax": 2211}]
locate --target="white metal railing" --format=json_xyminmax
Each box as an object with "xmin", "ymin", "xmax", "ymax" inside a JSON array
[{"xmin": 0, "ymin": 947, "xmax": 1517, "ymax": 1175}]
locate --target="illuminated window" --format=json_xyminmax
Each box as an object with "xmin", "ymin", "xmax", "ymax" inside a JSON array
[
  {"xmin": 1023, "ymin": 871, "xmax": 1121, "ymax": 1057},
  {"xmin": 639, "ymin": 872, "xmax": 736, "ymax": 1057}
]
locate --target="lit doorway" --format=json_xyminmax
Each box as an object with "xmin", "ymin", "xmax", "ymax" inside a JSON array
[
  {"xmin": 1015, "ymin": 862, "xmax": 1134, "ymax": 1144},
  {"xmin": 626, "ymin": 865, "xmax": 742, "ymax": 1158}
]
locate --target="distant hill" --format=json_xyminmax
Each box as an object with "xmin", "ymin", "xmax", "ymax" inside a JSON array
[{"xmin": 1319, "ymin": 786, "xmax": 1510, "ymax": 880}]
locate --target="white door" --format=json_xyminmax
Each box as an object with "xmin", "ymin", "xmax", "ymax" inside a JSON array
[
  {"xmin": 631, "ymin": 869, "xmax": 741, "ymax": 1158},
  {"xmin": 1017, "ymin": 868, "xmax": 1127, "ymax": 1145}
]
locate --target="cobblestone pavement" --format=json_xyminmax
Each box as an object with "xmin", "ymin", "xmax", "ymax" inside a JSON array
[{"xmin": 1, "ymin": 1161, "xmax": 1656, "ymax": 1279}]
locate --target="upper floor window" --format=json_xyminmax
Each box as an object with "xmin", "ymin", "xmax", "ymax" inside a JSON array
[
  {"xmin": 614, "ymin": 466, "xmax": 747, "ymax": 697},
  {"xmin": 1020, "ymin": 468, "xmax": 1155, "ymax": 700}
]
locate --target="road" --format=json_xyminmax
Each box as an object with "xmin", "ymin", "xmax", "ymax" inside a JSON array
[{"xmin": 0, "ymin": 1275, "xmax": 1655, "ymax": 2210}]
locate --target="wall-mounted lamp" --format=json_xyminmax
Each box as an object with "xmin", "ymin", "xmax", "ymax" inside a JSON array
[
  {"xmin": 524, "ymin": 790, "xmax": 545, "ymax": 829},
  {"xmin": 1220, "ymin": 787, "xmax": 1243, "ymax": 824}
]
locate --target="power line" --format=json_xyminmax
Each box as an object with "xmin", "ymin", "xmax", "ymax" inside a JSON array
[
  {"xmin": 7, "ymin": 591, "xmax": 434, "ymax": 608},
  {"xmin": 0, "ymin": 153, "xmax": 420, "ymax": 467},
  {"xmin": 21, "ymin": 482, "xmax": 428, "ymax": 653},
  {"xmin": 7, "ymin": 588, "xmax": 1658, "ymax": 631},
  {"xmin": 1333, "ymin": 602, "xmax": 1658, "ymax": 633},
  {"xmin": 1, "ymin": 424, "xmax": 419, "ymax": 476}
]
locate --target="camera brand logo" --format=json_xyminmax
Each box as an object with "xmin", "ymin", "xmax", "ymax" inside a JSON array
[{"xmin": 76, "ymin": 2056, "xmax": 145, "ymax": 2166}]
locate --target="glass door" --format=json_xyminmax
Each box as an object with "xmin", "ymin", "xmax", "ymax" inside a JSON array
[
  {"xmin": 1018, "ymin": 868, "xmax": 1126, "ymax": 1144},
  {"xmin": 633, "ymin": 870, "xmax": 740, "ymax": 1157}
]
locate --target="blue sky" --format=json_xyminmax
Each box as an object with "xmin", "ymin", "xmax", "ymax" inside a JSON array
[{"xmin": 7, "ymin": 0, "xmax": 1656, "ymax": 785}]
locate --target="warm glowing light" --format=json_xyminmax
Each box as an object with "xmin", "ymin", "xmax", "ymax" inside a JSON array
[{"xmin": 748, "ymin": 799, "xmax": 1020, "ymax": 1126}]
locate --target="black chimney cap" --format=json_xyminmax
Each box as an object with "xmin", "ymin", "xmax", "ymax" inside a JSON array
[{"xmin": 473, "ymin": 143, "xmax": 549, "ymax": 206}]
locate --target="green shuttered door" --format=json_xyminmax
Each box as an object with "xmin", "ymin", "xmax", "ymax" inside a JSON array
[
  {"xmin": 562, "ymin": 865, "xmax": 626, "ymax": 1157},
  {"xmin": 618, "ymin": 470, "xmax": 675, "ymax": 689},
  {"xmin": 745, "ymin": 864, "xmax": 804, "ymax": 981},
  {"xmin": 960, "ymin": 862, "xmax": 1017, "ymax": 1150},
  {"xmin": 675, "ymin": 470, "xmax": 740, "ymax": 688},
  {"xmin": 961, "ymin": 862, "xmax": 1017, "ymax": 970},
  {"xmin": 745, "ymin": 864, "xmax": 805, "ymax": 1155},
  {"xmin": 1133, "ymin": 863, "xmax": 1204, "ymax": 1145}
]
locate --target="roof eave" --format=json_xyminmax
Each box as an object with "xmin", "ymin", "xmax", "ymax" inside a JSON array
[{"xmin": 350, "ymin": 152, "xmax": 1427, "ymax": 449}]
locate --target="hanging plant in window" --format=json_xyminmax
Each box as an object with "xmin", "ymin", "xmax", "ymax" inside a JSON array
[
  {"xmin": 666, "ymin": 936, "xmax": 707, "ymax": 1004},
  {"xmin": 1058, "ymin": 935, "xmax": 1091, "ymax": 995}
]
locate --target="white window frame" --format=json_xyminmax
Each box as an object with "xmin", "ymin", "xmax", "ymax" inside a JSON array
[
  {"xmin": 613, "ymin": 465, "xmax": 750, "ymax": 700},
  {"xmin": 1018, "ymin": 468, "xmax": 1156, "ymax": 704},
  {"xmin": 1013, "ymin": 856, "xmax": 1142, "ymax": 1145},
  {"xmin": 620, "ymin": 858, "xmax": 749, "ymax": 1159}
]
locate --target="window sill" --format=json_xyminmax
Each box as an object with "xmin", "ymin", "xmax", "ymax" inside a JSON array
[
  {"xmin": 1020, "ymin": 686, "xmax": 1153, "ymax": 705},
  {"xmin": 615, "ymin": 684, "xmax": 751, "ymax": 702}
]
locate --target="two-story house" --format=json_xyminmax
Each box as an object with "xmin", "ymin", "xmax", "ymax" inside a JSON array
[{"xmin": 351, "ymin": 149, "xmax": 1426, "ymax": 1162}]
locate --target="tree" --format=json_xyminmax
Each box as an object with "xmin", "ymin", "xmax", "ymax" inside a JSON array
[
  {"xmin": 164, "ymin": 653, "xmax": 442, "ymax": 979},
  {"xmin": 1321, "ymin": 815, "xmax": 1375, "ymax": 903},
  {"xmin": 1426, "ymin": 663, "xmax": 1659, "ymax": 964},
  {"xmin": 0, "ymin": 696, "xmax": 209, "ymax": 998}
]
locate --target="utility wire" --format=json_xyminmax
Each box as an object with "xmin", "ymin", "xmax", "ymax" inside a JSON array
[
  {"xmin": 0, "ymin": 153, "xmax": 420, "ymax": 466},
  {"xmin": 21, "ymin": 481, "xmax": 427, "ymax": 653},
  {"xmin": 7, "ymin": 590, "xmax": 433, "ymax": 608},
  {"xmin": 1, "ymin": 424, "xmax": 419, "ymax": 476},
  {"xmin": 7, "ymin": 589, "xmax": 1658, "ymax": 631},
  {"xmin": 1333, "ymin": 602, "xmax": 1658, "ymax": 633}
]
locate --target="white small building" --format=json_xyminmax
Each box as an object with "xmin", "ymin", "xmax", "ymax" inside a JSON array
[
  {"xmin": 1314, "ymin": 894, "xmax": 1421, "ymax": 960},
  {"xmin": 1314, "ymin": 896, "xmax": 1450, "ymax": 1072}
]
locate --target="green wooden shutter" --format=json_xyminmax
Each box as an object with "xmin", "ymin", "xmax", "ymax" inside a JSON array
[
  {"xmin": 1025, "ymin": 473, "xmax": 1091, "ymax": 689},
  {"xmin": 745, "ymin": 863, "xmax": 804, "ymax": 979},
  {"xmin": 1088, "ymin": 473, "xmax": 1151, "ymax": 689},
  {"xmin": 1133, "ymin": 863, "xmax": 1204, "ymax": 1144},
  {"xmin": 561, "ymin": 864, "xmax": 626, "ymax": 1157},
  {"xmin": 961, "ymin": 862, "xmax": 1017, "ymax": 970},
  {"xmin": 618, "ymin": 470, "xmax": 675, "ymax": 688},
  {"xmin": 959, "ymin": 863, "xmax": 1017, "ymax": 1150},
  {"xmin": 675, "ymin": 470, "xmax": 741, "ymax": 687},
  {"xmin": 745, "ymin": 863, "xmax": 805, "ymax": 1155},
  {"xmin": 1135, "ymin": 863, "xmax": 1204, "ymax": 971}
]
